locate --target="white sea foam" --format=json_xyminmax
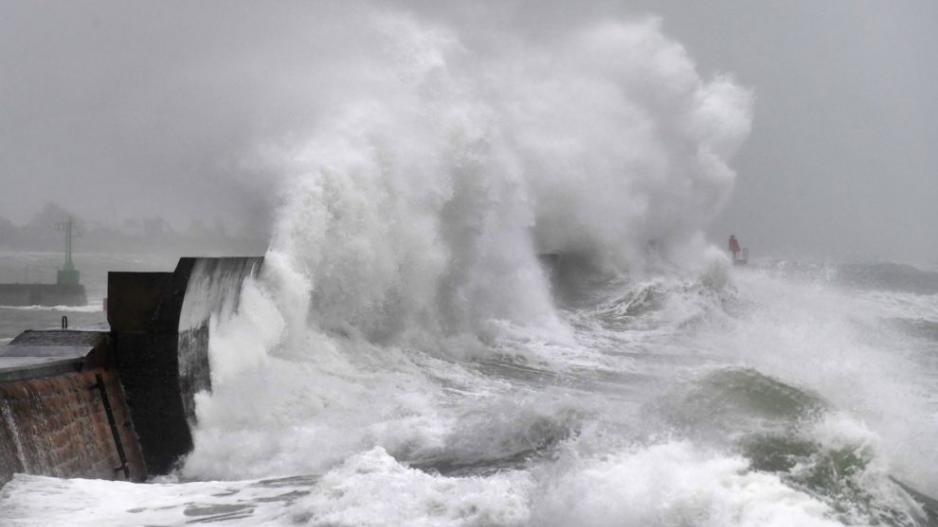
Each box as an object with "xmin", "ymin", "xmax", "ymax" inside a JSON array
[
  {"xmin": 706, "ymin": 269, "xmax": 938, "ymax": 494},
  {"xmin": 1, "ymin": 442, "xmax": 876, "ymax": 527},
  {"xmin": 530, "ymin": 441, "xmax": 847, "ymax": 527},
  {"xmin": 178, "ymin": 4, "xmax": 752, "ymax": 483}
]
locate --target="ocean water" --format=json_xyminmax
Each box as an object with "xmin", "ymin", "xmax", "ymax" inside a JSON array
[
  {"xmin": 1, "ymin": 258, "xmax": 937, "ymax": 526},
  {"xmin": 2, "ymin": 8, "xmax": 937, "ymax": 526}
]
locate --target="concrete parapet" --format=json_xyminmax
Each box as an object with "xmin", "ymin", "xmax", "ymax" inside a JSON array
[
  {"xmin": 107, "ymin": 269, "xmax": 189, "ymax": 475},
  {"xmin": 0, "ymin": 256, "xmax": 262, "ymax": 484},
  {"xmin": 108, "ymin": 257, "xmax": 262, "ymax": 475}
]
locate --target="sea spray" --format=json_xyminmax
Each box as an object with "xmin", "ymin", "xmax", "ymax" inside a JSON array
[
  {"xmin": 181, "ymin": 8, "xmax": 752, "ymax": 480},
  {"xmin": 261, "ymin": 11, "xmax": 752, "ymax": 341}
]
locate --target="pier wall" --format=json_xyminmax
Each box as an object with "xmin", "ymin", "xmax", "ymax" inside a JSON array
[
  {"xmin": 0, "ymin": 258, "xmax": 263, "ymax": 485},
  {"xmin": 108, "ymin": 257, "xmax": 263, "ymax": 475},
  {"xmin": 0, "ymin": 369, "xmax": 145, "ymax": 485},
  {"xmin": 0, "ymin": 331, "xmax": 145, "ymax": 485},
  {"xmin": 0, "ymin": 257, "xmax": 262, "ymax": 485}
]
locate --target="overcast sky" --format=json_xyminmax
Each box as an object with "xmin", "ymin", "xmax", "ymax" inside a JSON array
[
  {"xmin": 640, "ymin": 1, "xmax": 938, "ymax": 263},
  {"xmin": 1, "ymin": 1, "xmax": 936, "ymax": 262}
]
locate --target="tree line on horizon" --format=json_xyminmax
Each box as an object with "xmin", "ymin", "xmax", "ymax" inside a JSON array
[{"xmin": 0, "ymin": 202, "xmax": 267, "ymax": 254}]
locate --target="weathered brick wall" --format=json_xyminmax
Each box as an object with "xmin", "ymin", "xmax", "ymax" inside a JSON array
[{"xmin": 0, "ymin": 369, "xmax": 145, "ymax": 485}]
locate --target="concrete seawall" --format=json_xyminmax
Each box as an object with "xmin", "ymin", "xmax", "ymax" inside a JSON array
[
  {"xmin": 0, "ymin": 331, "xmax": 145, "ymax": 485},
  {"xmin": 0, "ymin": 257, "xmax": 262, "ymax": 484},
  {"xmin": 109, "ymin": 257, "xmax": 263, "ymax": 474}
]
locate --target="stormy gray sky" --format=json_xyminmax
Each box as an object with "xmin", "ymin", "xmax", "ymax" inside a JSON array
[{"xmin": 1, "ymin": 1, "xmax": 936, "ymax": 262}]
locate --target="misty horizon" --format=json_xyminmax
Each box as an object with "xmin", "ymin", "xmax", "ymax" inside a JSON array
[{"xmin": 2, "ymin": 1, "xmax": 937, "ymax": 264}]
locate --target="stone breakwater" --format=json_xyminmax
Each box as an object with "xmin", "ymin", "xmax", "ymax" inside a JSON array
[
  {"xmin": 0, "ymin": 355, "xmax": 146, "ymax": 484},
  {"xmin": 0, "ymin": 257, "xmax": 262, "ymax": 485}
]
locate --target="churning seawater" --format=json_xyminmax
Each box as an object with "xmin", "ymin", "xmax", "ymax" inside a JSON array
[{"xmin": 1, "ymin": 259, "xmax": 937, "ymax": 526}]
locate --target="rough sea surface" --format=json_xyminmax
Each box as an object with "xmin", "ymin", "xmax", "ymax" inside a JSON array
[{"xmin": 1, "ymin": 258, "xmax": 937, "ymax": 526}]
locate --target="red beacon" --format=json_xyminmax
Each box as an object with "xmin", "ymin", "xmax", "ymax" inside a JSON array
[{"xmin": 728, "ymin": 235, "xmax": 748, "ymax": 265}]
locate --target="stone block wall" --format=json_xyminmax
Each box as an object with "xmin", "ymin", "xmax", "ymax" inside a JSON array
[{"xmin": 0, "ymin": 369, "xmax": 145, "ymax": 485}]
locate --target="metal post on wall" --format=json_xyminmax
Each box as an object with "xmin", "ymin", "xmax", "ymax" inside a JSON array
[{"xmin": 90, "ymin": 374, "xmax": 130, "ymax": 479}]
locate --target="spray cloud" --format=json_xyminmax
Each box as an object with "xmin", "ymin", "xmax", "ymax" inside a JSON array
[{"xmin": 256, "ymin": 8, "xmax": 752, "ymax": 343}]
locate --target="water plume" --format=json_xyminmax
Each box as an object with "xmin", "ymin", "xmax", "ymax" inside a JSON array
[
  {"xmin": 181, "ymin": 6, "xmax": 752, "ymax": 482},
  {"xmin": 259, "ymin": 9, "xmax": 752, "ymax": 344}
]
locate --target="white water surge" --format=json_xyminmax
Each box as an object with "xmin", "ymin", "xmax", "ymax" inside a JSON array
[
  {"xmin": 3, "ymin": 6, "xmax": 938, "ymax": 527},
  {"xmin": 187, "ymin": 6, "xmax": 752, "ymax": 481}
]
